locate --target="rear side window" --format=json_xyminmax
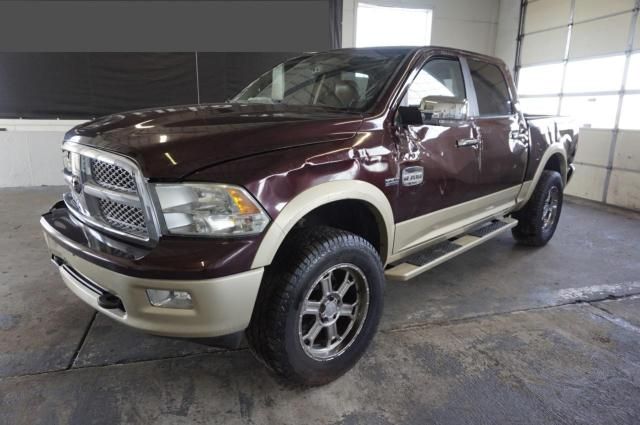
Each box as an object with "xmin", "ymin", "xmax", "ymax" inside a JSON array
[{"xmin": 468, "ymin": 58, "xmax": 512, "ymax": 116}]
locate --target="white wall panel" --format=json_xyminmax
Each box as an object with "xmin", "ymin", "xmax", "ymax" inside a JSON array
[
  {"xmin": 27, "ymin": 132, "xmax": 66, "ymax": 186},
  {"xmin": 0, "ymin": 132, "xmax": 32, "ymax": 187},
  {"xmin": 635, "ymin": 14, "xmax": 640, "ymax": 49},
  {"xmin": 0, "ymin": 120, "xmax": 79, "ymax": 187},
  {"xmin": 607, "ymin": 170, "xmax": 640, "ymax": 210},
  {"xmin": 494, "ymin": 0, "xmax": 520, "ymax": 69},
  {"xmin": 565, "ymin": 164, "xmax": 607, "ymax": 201},
  {"xmin": 569, "ymin": 13, "xmax": 633, "ymax": 58},
  {"xmin": 524, "ymin": 0, "xmax": 571, "ymax": 33},
  {"xmin": 431, "ymin": 19, "xmax": 497, "ymax": 54},
  {"xmin": 520, "ymin": 27, "xmax": 568, "ymax": 65},
  {"xmin": 573, "ymin": 129, "xmax": 613, "ymax": 167},
  {"xmin": 573, "ymin": 0, "xmax": 635, "ymax": 23},
  {"xmin": 613, "ymin": 131, "xmax": 640, "ymax": 172}
]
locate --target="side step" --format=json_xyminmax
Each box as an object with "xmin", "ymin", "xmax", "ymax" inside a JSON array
[{"xmin": 385, "ymin": 217, "xmax": 518, "ymax": 281}]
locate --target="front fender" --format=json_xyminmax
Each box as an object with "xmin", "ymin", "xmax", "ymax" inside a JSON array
[{"xmin": 250, "ymin": 180, "xmax": 395, "ymax": 268}]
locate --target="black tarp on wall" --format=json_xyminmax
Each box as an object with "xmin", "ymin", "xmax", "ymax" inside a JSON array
[
  {"xmin": 0, "ymin": 0, "xmax": 343, "ymax": 120},
  {"xmin": 0, "ymin": 52, "xmax": 299, "ymax": 119}
]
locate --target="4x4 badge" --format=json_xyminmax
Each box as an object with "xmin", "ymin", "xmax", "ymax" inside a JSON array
[{"xmin": 402, "ymin": 166, "xmax": 424, "ymax": 186}]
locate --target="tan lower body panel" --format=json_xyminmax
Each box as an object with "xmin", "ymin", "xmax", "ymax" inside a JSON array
[
  {"xmin": 43, "ymin": 227, "xmax": 264, "ymax": 338},
  {"xmin": 392, "ymin": 185, "xmax": 521, "ymax": 255}
]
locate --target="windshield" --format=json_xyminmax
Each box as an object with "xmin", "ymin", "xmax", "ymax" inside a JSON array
[{"xmin": 231, "ymin": 49, "xmax": 410, "ymax": 112}]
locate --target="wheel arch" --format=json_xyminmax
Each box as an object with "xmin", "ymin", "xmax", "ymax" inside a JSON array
[
  {"xmin": 251, "ymin": 180, "xmax": 395, "ymax": 268},
  {"xmin": 517, "ymin": 145, "xmax": 568, "ymax": 207}
]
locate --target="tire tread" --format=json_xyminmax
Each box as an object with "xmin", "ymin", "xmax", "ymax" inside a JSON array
[{"xmin": 246, "ymin": 226, "xmax": 382, "ymax": 386}]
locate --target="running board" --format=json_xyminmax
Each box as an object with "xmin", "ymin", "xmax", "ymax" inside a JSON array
[{"xmin": 385, "ymin": 217, "xmax": 518, "ymax": 281}]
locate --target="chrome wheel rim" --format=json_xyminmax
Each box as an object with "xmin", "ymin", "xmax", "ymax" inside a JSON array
[
  {"xmin": 541, "ymin": 186, "xmax": 560, "ymax": 231},
  {"xmin": 298, "ymin": 263, "xmax": 370, "ymax": 361}
]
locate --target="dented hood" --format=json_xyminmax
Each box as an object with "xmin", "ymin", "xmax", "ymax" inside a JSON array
[{"xmin": 65, "ymin": 103, "xmax": 363, "ymax": 179}]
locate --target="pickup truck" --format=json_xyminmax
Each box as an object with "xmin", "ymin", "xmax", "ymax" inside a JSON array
[{"xmin": 41, "ymin": 47, "xmax": 578, "ymax": 386}]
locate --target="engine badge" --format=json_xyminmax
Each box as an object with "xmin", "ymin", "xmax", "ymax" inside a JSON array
[{"xmin": 402, "ymin": 166, "xmax": 424, "ymax": 186}]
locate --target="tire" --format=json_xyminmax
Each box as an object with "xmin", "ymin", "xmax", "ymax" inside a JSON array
[
  {"xmin": 512, "ymin": 170, "xmax": 563, "ymax": 246},
  {"xmin": 246, "ymin": 226, "xmax": 385, "ymax": 386}
]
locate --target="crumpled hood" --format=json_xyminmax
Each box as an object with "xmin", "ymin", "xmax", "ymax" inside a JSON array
[{"xmin": 66, "ymin": 103, "xmax": 363, "ymax": 179}]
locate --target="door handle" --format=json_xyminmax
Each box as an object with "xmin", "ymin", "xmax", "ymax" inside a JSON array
[
  {"xmin": 510, "ymin": 130, "xmax": 526, "ymax": 140},
  {"xmin": 456, "ymin": 138, "xmax": 479, "ymax": 148}
]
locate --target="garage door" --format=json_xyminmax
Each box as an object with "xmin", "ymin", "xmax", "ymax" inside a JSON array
[{"xmin": 515, "ymin": 0, "xmax": 640, "ymax": 210}]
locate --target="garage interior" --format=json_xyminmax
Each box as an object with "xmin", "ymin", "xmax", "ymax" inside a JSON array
[{"xmin": 1, "ymin": 1, "xmax": 640, "ymax": 424}]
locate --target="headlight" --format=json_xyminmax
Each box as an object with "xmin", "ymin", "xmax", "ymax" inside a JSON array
[{"xmin": 153, "ymin": 183, "xmax": 270, "ymax": 236}]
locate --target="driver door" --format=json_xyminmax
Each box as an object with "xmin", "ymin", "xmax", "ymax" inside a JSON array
[{"xmin": 392, "ymin": 56, "xmax": 484, "ymax": 252}]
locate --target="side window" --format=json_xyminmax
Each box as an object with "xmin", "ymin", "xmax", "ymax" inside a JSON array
[
  {"xmin": 401, "ymin": 58, "xmax": 467, "ymax": 122},
  {"xmin": 467, "ymin": 58, "xmax": 512, "ymax": 116}
]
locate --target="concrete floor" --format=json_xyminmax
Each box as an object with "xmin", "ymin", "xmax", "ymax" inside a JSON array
[{"xmin": 1, "ymin": 186, "xmax": 640, "ymax": 424}]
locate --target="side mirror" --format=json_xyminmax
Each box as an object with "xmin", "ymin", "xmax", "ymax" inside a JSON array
[
  {"xmin": 420, "ymin": 96, "xmax": 468, "ymax": 122},
  {"xmin": 397, "ymin": 106, "xmax": 423, "ymax": 127}
]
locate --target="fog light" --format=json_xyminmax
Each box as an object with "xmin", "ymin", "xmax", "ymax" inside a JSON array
[{"xmin": 146, "ymin": 289, "xmax": 193, "ymax": 309}]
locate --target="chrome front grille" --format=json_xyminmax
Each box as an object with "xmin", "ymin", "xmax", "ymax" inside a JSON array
[
  {"xmin": 62, "ymin": 143, "xmax": 157, "ymax": 244},
  {"xmin": 98, "ymin": 198, "xmax": 147, "ymax": 237},
  {"xmin": 90, "ymin": 159, "xmax": 137, "ymax": 193}
]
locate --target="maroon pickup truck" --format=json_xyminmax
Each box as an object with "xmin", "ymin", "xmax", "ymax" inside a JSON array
[{"xmin": 41, "ymin": 47, "xmax": 578, "ymax": 386}]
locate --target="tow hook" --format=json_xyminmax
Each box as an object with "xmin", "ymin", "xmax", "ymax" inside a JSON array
[{"xmin": 98, "ymin": 293, "xmax": 124, "ymax": 310}]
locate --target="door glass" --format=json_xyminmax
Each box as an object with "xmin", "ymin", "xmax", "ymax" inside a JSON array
[
  {"xmin": 468, "ymin": 58, "xmax": 512, "ymax": 116},
  {"xmin": 401, "ymin": 58, "xmax": 467, "ymax": 122}
]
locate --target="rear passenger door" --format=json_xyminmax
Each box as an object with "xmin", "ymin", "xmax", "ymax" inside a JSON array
[{"xmin": 465, "ymin": 57, "xmax": 528, "ymax": 201}]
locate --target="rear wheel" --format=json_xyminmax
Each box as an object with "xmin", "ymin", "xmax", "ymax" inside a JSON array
[
  {"xmin": 512, "ymin": 170, "xmax": 563, "ymax": 246},
  {"xmin": 247, "ymin": 226, "xmax": 384, "ymax": 386}
]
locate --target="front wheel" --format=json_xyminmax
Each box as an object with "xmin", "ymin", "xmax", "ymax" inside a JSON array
[
  {"xmin": 247, "ymin": 226, "xmax": 384, "ymax": 386},
  {"xmin": 512, "ymin": 170, "xmax": 564, "ymax": 246}
]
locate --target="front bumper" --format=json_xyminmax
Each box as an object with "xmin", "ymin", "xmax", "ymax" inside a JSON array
[{"xmin": 41, "ymin": 212, "xmax": 264, "ymax": 339}]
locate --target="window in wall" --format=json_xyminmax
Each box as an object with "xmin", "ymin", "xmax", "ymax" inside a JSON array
[
  {"xmin": 519, "ymin": 96, "xmax": 560, "ymax": 115},
  {"xmin": 468, "ymin": 59, "xmax": 512, "ymax": 116},
  {"xmin": 402, "ymin": 58, "xmax": 467, "ymax": 121},
  {"xmin": 560, "ymin": 95, "xmax": 620, "ymax": 128},
  {"xmin": 518, "ymin": 63, "xmax": 564, "ymax": 95},
  {"xmin": 625, "ymin": 53, "xmax": 640, "ymax": 90},
  {"xmin": 563, "ymin": 55, "xmax": 626, "ymax": 93},
  {"xmin": 356, "ymin": 3, "xmax": 432, "ymax": 48},
  {"xmin": 619, "ymin": 94, "xmax": 640, "ymax": 130}
]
